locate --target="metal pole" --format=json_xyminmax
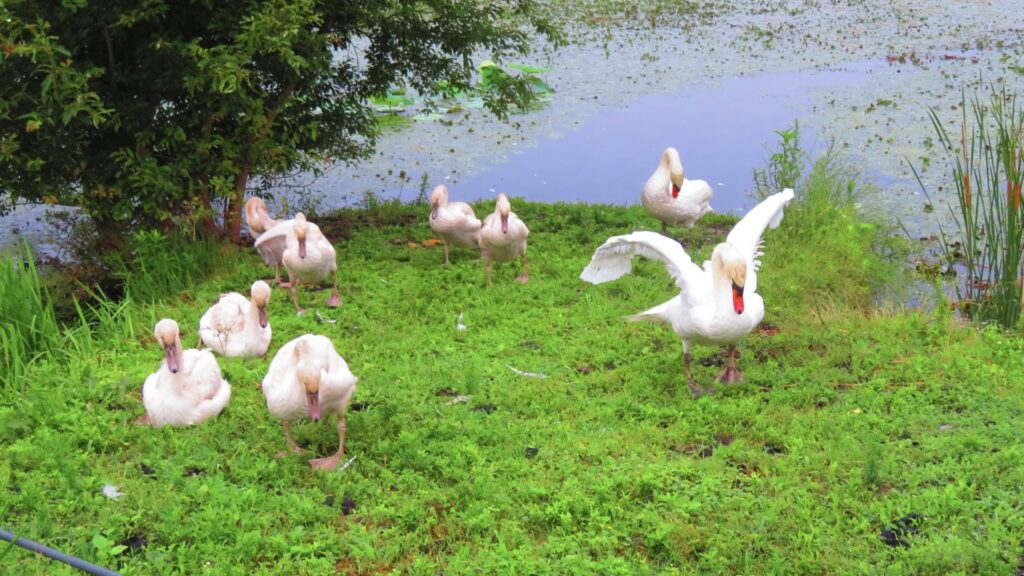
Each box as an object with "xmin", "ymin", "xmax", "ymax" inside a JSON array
[{"xmin": 0, "ymin": 528, "xmax": 121, "ymax": 576}]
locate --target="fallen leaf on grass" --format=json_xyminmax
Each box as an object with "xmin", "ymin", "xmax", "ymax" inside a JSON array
[{"xmin": 422, "ymin": 239, "xmax": 443, "ymax": 247}]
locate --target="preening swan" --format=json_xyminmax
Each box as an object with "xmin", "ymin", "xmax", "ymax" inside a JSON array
[
  {"xmin": 429, "ymin": 184, "xmax": 482, "ymax": 264},
  {"xmin": 245, "ymin": 196, "xmax": 280, "ymax": 235},
  {"xmin": 141, "ymin": 319, "xmax": 232, "ymax": 427},
  {"xmin": 279, "ymin": 213, "xmax": 342, "ymax": 313},
  {"xmin": 261, "ymin": 334, "xmax": 358, "ymax": 470},
  {"xmin": 581, "ymin": 189, "xmax": 794, "ymax": 397},
  {"xmin": 198, "ymin": 280, "xmax": 272, "ymax": 357},
  {"xmin": 478, "ymin": 193, "xmax": 529, "ymax": 286},
  {"xmin": 640, "ymin": 147, "xmax": 714, "ymax": 232}
]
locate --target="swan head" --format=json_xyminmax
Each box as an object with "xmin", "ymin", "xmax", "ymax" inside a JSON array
[
  {"xmin": 496, "ymin": 193, "xmax": 511, "ymax": 234},
  {"xmin": 294, "ymin": 213, "xmax": 308, "ymax": 259},
  {"xmin": 662, "ymin": 147, "xmax": 684, "ymax": 199},
  {"xmin": 250, "ymin": 280, "xmax": 271, "ymax": 328},
  {"xmin": 714, "ymin": 244, "xmax": 747, "ymax": 315},
  {"xmin": 294, "ymin": 340, "xmax": 321, "ymax": 421},
  {"xmin": 153, "ymin": 318, "xmax": 181, "ymax": 374},
  {"xmin": 430, "ymin": 185, "xmax": 448, "ymax": 220}
]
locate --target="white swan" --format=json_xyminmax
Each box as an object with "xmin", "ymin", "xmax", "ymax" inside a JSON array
[
  {"xmin": 640, "ymin": 147, "xmax": 714, "ymax": 232},
  {"xmin": 278, "ymin": 213, "xmax": 341, "ymax": 313},
  {"xmin": 429, "ymin": 184, "xmax": 482, "ymax": 264},
  {"xmin": 244, "ymin": 196, "xmax": 280, "ymax": 236},
  {"xmin": 478, "ymin": 193, "xmax": 529, "ymax": 286},
  {"xmin": 141, "ymin": 319, "xmax": 232, "ymax": 427},
  {"xmin": 581, "ymin": 189, "xmax": 795, "ymax": 397},
  {"xmin": 261, "ymin": 334, "xmax": 358, "ymax": 470},
  {"xmin": 198, "ymin": 280, "xmax": 272, "ymax": 357}
]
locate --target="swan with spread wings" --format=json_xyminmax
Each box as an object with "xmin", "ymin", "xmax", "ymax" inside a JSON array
[{"xmin": 581, "ymin": 189, "xmax": 795, "ymax": 397}]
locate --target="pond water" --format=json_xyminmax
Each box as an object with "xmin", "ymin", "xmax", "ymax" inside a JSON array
[{"xmin": 436, "ymin": 66, "xmax": 870, "ymax": 214}]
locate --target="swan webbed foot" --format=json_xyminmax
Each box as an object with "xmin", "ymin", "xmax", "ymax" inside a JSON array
[
  {"xmin": 326, "ymin": 289, "xmax": 342, "ymax": 308},
  {"xmin": 135, "ymin": 413, "xmax": 152, "ymax": 427},
  {"xmin": 309, "ymin": 454, "xmax": 342, "ymax": 470},
  {"xmin": 515, "ymin": 272, "xmax": 529, "ymax": 284},
  {"xmin": 716, "ymin": 366, "xmax": 744, "ymax": 384},
  {"xmin": 717, "ymin": 345, "xmax": 743, "ymax": 384}
]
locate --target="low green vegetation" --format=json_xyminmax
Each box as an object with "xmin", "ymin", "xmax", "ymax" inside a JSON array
[{"xmin": 2, "ymin": 155, "xmax": 1023, "ymax": 574}]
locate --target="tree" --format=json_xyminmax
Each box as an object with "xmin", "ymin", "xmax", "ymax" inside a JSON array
[{"xmin": 0, "ymin": 0, "xmax": 560, "ymax": 248}]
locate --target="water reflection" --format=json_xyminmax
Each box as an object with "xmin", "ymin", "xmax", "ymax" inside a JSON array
[{"xmin": 334, "ymin": 64, "xmax": 877, "ymax": 215}]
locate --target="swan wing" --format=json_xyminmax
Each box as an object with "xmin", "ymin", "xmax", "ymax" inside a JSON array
[
  {"xmin": 254, "ymin": 219, "xmax": 293, "ymax": 263},
  {"xmin": 452, "ymin": 201, "xmax": 478, "ymax": 220},
  {"xmin": 726, "ymin": 188, "xmax": 795, "ymax": 289},
  {"xmin": 580, "ymin": 231, "xmax": 704, "ymax": 294}
]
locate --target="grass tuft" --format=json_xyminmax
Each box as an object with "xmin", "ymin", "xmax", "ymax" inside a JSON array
[{"xmin": 0, "ymin": 245, "xmax": 60, "ymax": 390}]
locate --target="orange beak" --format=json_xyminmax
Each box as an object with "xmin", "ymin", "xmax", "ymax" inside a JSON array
[{"xmin": 732, "ymin": 282, "xmax": 744, "ymax": 315}]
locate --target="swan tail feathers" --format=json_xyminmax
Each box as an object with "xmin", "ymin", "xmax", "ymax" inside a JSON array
[{"xmin": 626, "ymin": 301, "xmax": 673, "ymax": 325}]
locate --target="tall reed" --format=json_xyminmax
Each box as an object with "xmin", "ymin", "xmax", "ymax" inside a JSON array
[
  {"xmin": 915, "ymin": 85, "xmax": 1024, "ymax": 328},
  {"xmin": 0, "ymin": 246, "xmax": 60, "ymax": 389}
]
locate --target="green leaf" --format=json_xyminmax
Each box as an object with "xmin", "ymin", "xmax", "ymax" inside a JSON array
[
  {"xmin": 507, "ymin": 63, "xmax": 551, "ymax": 74},
  {"xmin": 108, "ymin": 545, "xmax": 128, "ymax": 556}
]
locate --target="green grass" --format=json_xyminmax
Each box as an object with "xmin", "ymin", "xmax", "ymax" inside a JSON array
[{"xmin": 2, "ymin": 179, "xmax": 1024, "ymax": 574}]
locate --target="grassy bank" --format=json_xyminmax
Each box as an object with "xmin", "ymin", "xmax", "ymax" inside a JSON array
[{"xmin": 2, "ymin": 163, "xmax": 1024, "ymax": 574}]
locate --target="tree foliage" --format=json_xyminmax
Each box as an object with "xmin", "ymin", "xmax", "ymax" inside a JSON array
[{"xmin": 0, "ymin": 0, "xmax": 560, "ymax": 246}]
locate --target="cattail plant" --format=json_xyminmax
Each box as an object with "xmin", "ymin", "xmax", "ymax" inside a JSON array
[{"xmin": 916, "ymin": 85, "xmax": 1024, "ymax": 328}]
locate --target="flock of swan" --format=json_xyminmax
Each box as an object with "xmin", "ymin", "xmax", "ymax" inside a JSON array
[{"xmin": 139, "ymin": 146, "xmax": 793, "ymax": 469}]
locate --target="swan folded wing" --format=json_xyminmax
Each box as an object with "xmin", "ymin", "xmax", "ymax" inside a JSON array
[
  {"xmin": 454, "ymin": 201, "xmax": 479, "ymax": 221},
  {"xmin": 580, "ymin": 231, "xmax": 703, "ymax": 291},
  {"xmin": 725, "ymin": 188, "xmax": 795, "ymax": 274},
  {"xmin": 686, "ymin": 179, "xmax": 714, "ymax": 204}
]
